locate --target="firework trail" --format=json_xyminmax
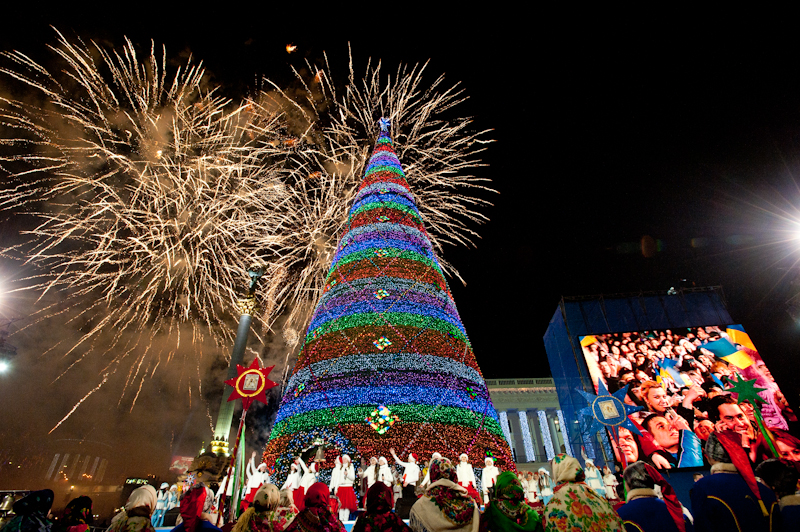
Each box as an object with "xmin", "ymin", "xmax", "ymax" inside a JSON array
[{"xmin": 0, "ymin": 32, "xmax": 495, "ymax": 427}]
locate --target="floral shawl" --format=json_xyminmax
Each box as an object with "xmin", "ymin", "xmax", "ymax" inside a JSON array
[
  {"xmin": 542, "ymin": 455, "xmax": 622, "ymax": 532},
  {"xmin": 352, "ymin": 483, "xmax": 410, "ymax": 532},
  {"xmin": 283, "ymin": 484, "xmax": 345, "ymax": 532},
  {"xmin": 410, "ymin": 459, "xmax": 478, "ymax": 532},
  {"xmin": 2, "ymin": 490, "xmax": 54, "ymax": 532},
  {"xmin": 480, "ymin": 473, "xmax": 542, "ymax": 532}
]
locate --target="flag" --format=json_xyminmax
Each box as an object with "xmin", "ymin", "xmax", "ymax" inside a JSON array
[
  {"xmin": 702, "ymin": 338, "xmax": 753, "ymax": 369},
  {"xmin": 726, "ymin": 325, "xmax": 757, "ymax": 351},
  {"xmin": 580, "ymin": 335, "xmax": 596, "ymax": 347}
]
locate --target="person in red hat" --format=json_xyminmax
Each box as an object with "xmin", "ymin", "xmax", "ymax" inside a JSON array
[
  {"xmin": 689, "ymin": 431, "xmax": 780, "ymax": 531},
  {"xmin": 389, "ymin": 448, "xmax": 420, "ymax": 487}
]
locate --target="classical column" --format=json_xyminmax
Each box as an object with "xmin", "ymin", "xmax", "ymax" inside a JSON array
[
  {"xmin": 537, "ymin": 410, "xmax": 555, "ymax": 460},
  {"xmin": 528, "ymin": 409, "xmax": 546, "ymax": 461},
  {"xmin": 547, "ymin": 411, "xmax": 563, "ymax": 454},
  {"xmin": 498, "ymin": 410, "xmax": 514, "ymax": 452},
  {"xmin": 556, "ymin": 410, "xmax": 574, "ymax": 457},
  {"xmin": 517, "ymin": 410, "xmax": 535, "ymax": 462}
]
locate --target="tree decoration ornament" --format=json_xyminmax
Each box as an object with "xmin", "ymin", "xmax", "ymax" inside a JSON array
[
  {"xmin": 262, "ymin": 118, "xmax": 512, "ymax": 476},
  {"xmin": 366, "ymin": 405, "xmax": 400, "ymax": 434}
]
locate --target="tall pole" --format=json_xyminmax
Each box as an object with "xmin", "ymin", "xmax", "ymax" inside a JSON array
[{"xmin": 211, "ymin": 269, "xmax": 262, "ymax": 455}]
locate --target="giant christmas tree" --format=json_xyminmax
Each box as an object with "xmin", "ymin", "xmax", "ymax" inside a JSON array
[{"xmin": 263, "ymin": 119, "xmax": 512, "ymax": 479}]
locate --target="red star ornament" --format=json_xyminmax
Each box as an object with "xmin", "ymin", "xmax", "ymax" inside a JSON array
[{"xmin": 225, "ymin": 359, "xmax": 277, "ymax": 410}]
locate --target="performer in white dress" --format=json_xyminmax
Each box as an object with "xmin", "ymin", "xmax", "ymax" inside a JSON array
[
  {"xmin": 583, "ymin": 459, "xmax": 605, "ymax": 494},
  {"xmin": 364, "ymin": 456, "xmax": 380, "ymax": 489},
  {"xmin": 281, "ymin": 460, "xmax": 304, "ymax": 510},
  {"xmin": 389, "ymin": 448, "xmax": 420, "ymax": 487},
  {"xmin": 329, "ymin": 456, "xmax": 342, "ymax": 493},
  {"xmin": 602, "ymin": 465, "xmax": 619, "ymax": 500},
  {"xmin": 242, "ymin": 451, "xmax": 271, "ymax": 509},
  {"xmin": 525, "ymin": 471, "xmax": 539, "ymax": 503},
  {"xmin": 481, "ymin": 456, "xmax": 499, "ymax": 504},
  {"xmin": 377, "ymin": 456, "xmax": 393, "ymax": 487},
  {"xmin": 537, "ymin": 467, "xmax": 554, "ymax": 505},
  {"xmin": 335, "ymin": 454, "xmax": 357, "ymax": 521}
]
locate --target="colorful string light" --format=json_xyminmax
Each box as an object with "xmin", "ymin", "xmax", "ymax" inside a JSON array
[{"xmin": 263, "ymin": 119, "xmax": 512, "ymax": 481}]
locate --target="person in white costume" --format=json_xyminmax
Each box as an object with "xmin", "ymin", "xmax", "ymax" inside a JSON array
[
  {"xmin": 334, "ymin": 454, "xmax": 357, "ymax": 522},
  {"xmin": 245, "ymin": 452, "xmax": 271, "ymax": 494},
  {"xmin": 537, "ymin": 467, "xmax": 554, "ymax": 505},
  {"xmin": 364, "ymin": 456, "xmax": 380, "ymax": 489},
  {"xmin": 418, "ymin": 452, "xmax": 443, "ymax": 489},
  {"xmin": 602, "ymin": 465, "xmax": 619, "ymax": 500},
  {"xmin": 389, "ymin": 447, "xmax": 420, "ymax": 487},
  {"xmin": 298, "ymin": 456, "xmax": 319, "ymax": 492},
  {"xmin": 329, "ymin": 456, "xmax": 342, "ymax": 493},
  {"xmin": 524, "ymin": 471, "xmax": 539, "ymax": 503},
  {"xmin": 280, "ymin": 460, "xmax": 303, "ymax": 510},
  {"xmin": 481, "ymin": 457, "xmax": 499, "ymax": 504},
  {"xmin": 166, "ymin": 485, "xmax": 178, "ymax": 511},
  {"xmin": 377, "ymin": 457, "xmax": 393, "ymax": 488},
  {"xmin": 153, "ymin": 482, "xmax": 169, "ymax": 527},
  {"xmin": 583, "ymin": 458, "xmax": 605, "ymax": 494}
]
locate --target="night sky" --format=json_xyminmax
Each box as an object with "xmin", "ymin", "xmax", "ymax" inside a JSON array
[{"xmin": 3, "ymin": 11, "xmax": 800, "ymax": 479}]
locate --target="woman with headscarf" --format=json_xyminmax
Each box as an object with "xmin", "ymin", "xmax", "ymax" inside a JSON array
[
  {"xmin": 170, "ymin": 484, "xmax": 221, "ymax": 532},
  {"xmin": 231, "ymin": 484, "xmax": 295, "ymax": 532},
  {"xmin": 352, "ymin": 482, "xmax": 410, "ymax": 532},
  {"xmin": 57, "ymin": 496, "xmax": 92, "ymax": 532},
  {"xmin": 542, "ymin": 454, "xmax": 623, "ymax": 532},
  {"xmin": 283, "ymin": 483, "xmax": 344, "ymax": 532},
  {"xmin": 409, "ymin": 458, "xmax": 479, "ymax": 532},
  {"xmin": 479, "ymin": 472, "xmax": 542, "ymax": 532},
  {"xmin": 1, "ymin": 489, "xmax": 54, "ymax": 532},
  {"xmin": 108, "ymin": 485, "xmax": 156, "ymax": 532}
]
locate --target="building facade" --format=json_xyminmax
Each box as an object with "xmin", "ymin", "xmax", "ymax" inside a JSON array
[{"xmin": 486, "ymin": 378, "xmax": 570, "ymax": 470}]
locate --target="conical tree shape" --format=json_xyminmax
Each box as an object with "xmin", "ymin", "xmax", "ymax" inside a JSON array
[{"xmin": 264, "ymin": 119, "xmax": 512, "ymax": 479}]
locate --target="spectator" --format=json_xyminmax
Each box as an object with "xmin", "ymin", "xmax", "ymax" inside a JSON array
[
  {"xmin": 1, "ymin": 490, "xmax": 54, "ymax": 532},
  {"xmin": 772, "ymin": 429, "xmax": 800, "ymax": 462},
  {"xmin": 689, "ymin": 431, "xmax": 779, "ymax": 531},
  {"xmin": 641, "ymin": 414, "xmax": 703, "ymax": 467},
  {"xmin": 108, "ymin": 485, "xmax": 156, "ymax": 532},
  {"xmin": 170, "ymin": 484, "xmax": 220, "ymax": 532},
  {"xmin": 283, "ymin": 484, "xmax": 344, "ymax": 532},
  {"xmin": 352, "ymin": 482, "xmax": 410, "ymax": 532},
  {"xmin": 756, "ymin": 459, "xmax": 800, "ymax": 530},
  {"xmin": 57, "ymin": 496, "xmax": 92, "ymax": 532},
  {"xmin": 616, "ymin": 461, "xmax": 689, "ymax": 532},
  {"xmin": 479, "ymin": 472, "xmax": 541, "ymax": 532},
  {"xmin": 409, "ymin": 458, "xmax": 478, "ymax": 532},
  {"xmin": 541, "ymin": 454, "xmax": 622, "ymax": 532},
  {"xmin": 231, "ymin": 484, "xmax": 295, "ymax": 532}
]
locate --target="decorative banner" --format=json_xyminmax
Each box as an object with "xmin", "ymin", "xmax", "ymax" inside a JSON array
[
  {"xmin": 225, "ymin": 359, "xmax": 278, "ymax": 410},
  {"xmin": 169, "ymin": 456, "xmax": 195, "ymax": 475},
  {"xmin": 577, "ymin": 381, "xmax": 643, "ymax": 435}
]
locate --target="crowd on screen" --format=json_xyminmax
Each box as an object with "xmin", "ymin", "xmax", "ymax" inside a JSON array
[{"xmin": 582, "ymin": 326, "xmax": 800, "ymax": 470}]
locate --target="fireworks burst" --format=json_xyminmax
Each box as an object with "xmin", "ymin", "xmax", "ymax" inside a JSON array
[{"xmin": 0, "ymin": 31, "xmax": 495, "ymax": 427}]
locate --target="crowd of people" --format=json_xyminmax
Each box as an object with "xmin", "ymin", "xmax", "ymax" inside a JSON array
[
  {"xmin": 582, "ymin": 326, "xmax": 800, "ymax": 470},
  {"xmin": 5, "ymin": 427, "xmax": 800, "ymax": 532}
]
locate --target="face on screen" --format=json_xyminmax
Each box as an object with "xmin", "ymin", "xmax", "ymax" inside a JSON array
[{"xmin": 580, "ymin": 325, "xmax": 795, "ymax": 470}]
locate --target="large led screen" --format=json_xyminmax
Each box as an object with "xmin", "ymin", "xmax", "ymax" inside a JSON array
[{"xmin": 580, "ymin": 325, "xmax": 798, "ymax": 470}]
